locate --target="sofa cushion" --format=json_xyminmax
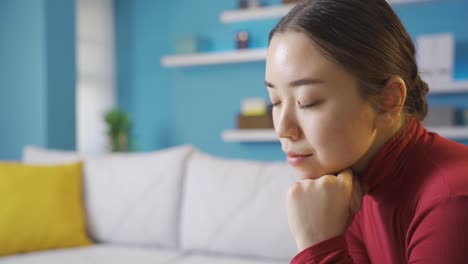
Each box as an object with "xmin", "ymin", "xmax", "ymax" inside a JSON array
[
  {"xmin": 23, "ymin": 145, "xmax": 82, "ymax": 165},
  {"xmin": 172, "ymin": 254, "xmax": 285, "ymax": 264},
  {"xmin": 0, "ymin": 245, "xmax": 180, "ymax": 264},
  {"xmin": 180, "ymin": 151, "xmax": 299, "ymax": 261},
  {"xmin": 23, "ymin": 145, "xmax": 194, "ymax": 249},
  {"xmin": 0, "ymin": 247, "xmax": 285, "ymax": 264},
  {"xmin": 0, "ymin": 162, "xmax": 91, "ymax": 256}
]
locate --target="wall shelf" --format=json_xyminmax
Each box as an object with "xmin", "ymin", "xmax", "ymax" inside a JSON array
[
  {"xmin": 164, "ymin": 0, "xmax": 436, "ymax": 67},
  {"xmin": 220, "ymin": 0, "xmax": 429, "ymax": 24},
  {"xmin": 161, "ymin": 49, "xmax": 468, "ymax": 95},
  {"xmin": 220, "ymin": 4, "xmax": 294, "ymax": 23},
  {"xmin": 222, "ymin": 126, "xmax": 468, "ymax": 142},
  {"xmin": 161, "ymin": 48, "xmax": 267, "ymax": 67},
  {"xmin": 161, "ymin": 46, "xmax": 468, "ymax": 94},
  {"xmin": 222, "ymin": 129, "xmax": 277, "ymax": 142},
  {"xmin": 428, "ymin": 80, "xmax": 468, "ymax": 94},
  {"xmin": 426, "ymin": 126, "xmax": 468, "ymax": 139}
]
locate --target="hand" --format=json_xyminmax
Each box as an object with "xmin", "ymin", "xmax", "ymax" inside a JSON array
[{"xmin": 286, "ymin": 169, "xmax": 363, "ymax": 251}]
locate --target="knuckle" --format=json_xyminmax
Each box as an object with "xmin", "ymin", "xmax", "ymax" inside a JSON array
[
  {"xmin": 317, "ymin": 175, "xmax": 336, "ymax": 188},
  {"xmin": 287, "ymin": 182, "xmax": 302, "ymax": 196}
]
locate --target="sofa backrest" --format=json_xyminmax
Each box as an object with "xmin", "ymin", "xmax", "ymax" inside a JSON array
[
  {"xmin": 23, "ymin": 145, "xmax": 300, "ymax": 260},
  {"xmin": 179, "ymin": 150, "xmax": 298, "ymax": 261},
  {"xmin": 23, "ymin": 145, "xmax": 193, "ymax": 249}
]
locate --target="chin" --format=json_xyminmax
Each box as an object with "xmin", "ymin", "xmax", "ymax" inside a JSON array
[
  {"xmin": 293, "ymin": 164, "xmax": 343, "ymax": 180},
  {"xmin": 299, "ymin": 174, "xmax": 321, "ymax": 180},
  {"xmin": 292, "ymin": 166, "xmax": 322, "ymax": 180}
]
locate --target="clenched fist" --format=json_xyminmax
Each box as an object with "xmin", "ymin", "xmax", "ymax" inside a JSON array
[{"xmin": 286, "ymin": 169, "xmax": 363, "ymax": 251}]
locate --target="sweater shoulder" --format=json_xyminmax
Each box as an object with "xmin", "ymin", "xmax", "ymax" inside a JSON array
[{"xmin": 418, "ymin": 133, "xmax": 468, "ymax": 202}]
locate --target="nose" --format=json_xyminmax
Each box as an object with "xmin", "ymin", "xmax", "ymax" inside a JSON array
[{"xmin": 274, "ymin": 104, "xmax": 301, "ymax": 141}]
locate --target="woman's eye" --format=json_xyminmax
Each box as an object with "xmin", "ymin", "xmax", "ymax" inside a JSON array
[
  {"xmin": 298, "ymin": 100, "xmax": 323, "ymax": 109},
  {"xmin": 271, "ymin": 101, "xmax": 281, "ymax": 107}
]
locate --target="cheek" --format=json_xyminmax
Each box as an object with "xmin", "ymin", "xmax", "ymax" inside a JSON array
[
  {"xmin": 302, "ymin": 112, "xmax": 374, "ymax": 166},
  {"xmin": 272, "ymin": 108, "xmax": 279, "ymax": 127},
  {"xmin": 301, "ymin": 115, "xmax": 337, "ymax": 150}
]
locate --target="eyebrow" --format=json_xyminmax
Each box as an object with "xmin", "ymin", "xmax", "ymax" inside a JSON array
[{"xmin": 264, "ymin": 78, "xmax": 326, "ymax": 89}]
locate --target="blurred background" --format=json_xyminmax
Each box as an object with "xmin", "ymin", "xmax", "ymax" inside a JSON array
[{"xmin": 1, "ymin": 0, "xmax": 468, "ymax": 161}]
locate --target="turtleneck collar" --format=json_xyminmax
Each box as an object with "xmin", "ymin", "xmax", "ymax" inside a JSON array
[{"xmin": 358, "ymin": 117, "xmax": 427, "ymax": 196}]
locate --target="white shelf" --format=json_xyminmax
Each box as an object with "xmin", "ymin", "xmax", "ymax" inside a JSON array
[
  {"xmin": 222, "ymin": 126, "xmax": 468, "ymax": 142},
  {"xmin": 161, "ymin": 48, "xmax": 267, "ymax": 67},
  {"xmin": 161, "ymin": 47, "xmax": 468, "ymax": 94},
  {"xmin": 221, "ymin": 4, "xmax": 294, "ymax": 23},
  {"xmin": 221, "ymin": 1, "xmax": 428, "ymax": 23},
  {"xmin": 427, "ymin": 126, "xmax": 468, "ymax": 139},
  {"xmin": 428, "ymin": 81, "xmax": 468, "ymax": 94},
  {"xmin": 222, "ymin": 129, "xmax": 278, "ymax": 142},
  {"xmin": 161, "ymin": 50, "xmax": 468, "ymax": 94},
  {"xmin": 388, "ymin": 0, "xmax": 428, "ymax": 4}
]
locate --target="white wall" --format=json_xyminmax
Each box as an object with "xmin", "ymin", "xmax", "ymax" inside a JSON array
[{"xmin": 76, "ymin": 0, "xmax": 116, "ymax": 153}]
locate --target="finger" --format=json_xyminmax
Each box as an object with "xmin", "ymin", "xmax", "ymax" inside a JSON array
[{"xmin": 336, "ymin": 168, "xmax": 353, "ymax": 186}]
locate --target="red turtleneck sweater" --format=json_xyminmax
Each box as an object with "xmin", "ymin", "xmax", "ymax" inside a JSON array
[{"xmin": 291, "ymin": 118, "xmax": 468, "ymax": 263}]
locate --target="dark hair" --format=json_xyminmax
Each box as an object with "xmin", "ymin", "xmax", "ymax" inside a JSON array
[{"xmin": 269, "ymin": 0, "xmax": 428, "ymax": 120}]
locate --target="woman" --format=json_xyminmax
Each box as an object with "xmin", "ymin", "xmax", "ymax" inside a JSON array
[{"xmin": 265, "ymin": 0, "xmax": 468, "ymax": 263}]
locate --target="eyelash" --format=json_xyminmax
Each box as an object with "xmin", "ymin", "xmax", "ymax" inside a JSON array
[
  {"xmin": 271, "ymin": 100, "xmax": 323, "ymax": 109},
  {"xmin": 298, "ymin": 100, "xmax": 322, "ymax": 109}
]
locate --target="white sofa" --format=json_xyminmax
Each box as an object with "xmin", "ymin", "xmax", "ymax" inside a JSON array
[{"xmin": 0, "ymin": 145, "xmax": 299, "ymax": 264}]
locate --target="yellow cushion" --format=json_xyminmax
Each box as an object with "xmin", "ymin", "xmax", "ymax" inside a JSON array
[{"xmin": 0, "ymin": 162, "xmax": 92, "ymax": 256}]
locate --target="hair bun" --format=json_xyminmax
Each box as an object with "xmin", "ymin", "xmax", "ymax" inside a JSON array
[{"xmin": 409, "ymin": 75, "xmax": 429, "ymax": 120}]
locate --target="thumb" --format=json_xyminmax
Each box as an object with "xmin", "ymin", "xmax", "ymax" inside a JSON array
[
  {"xmin": 337, "ymin": 169, "xmax": 362, "ymax": 214},
  {"xmin": 349, "ymin": 175, "xmax": 363, "ymax": 214}
]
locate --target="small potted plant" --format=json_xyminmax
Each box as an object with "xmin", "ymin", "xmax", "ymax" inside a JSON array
[{"xmin": 104, "ymin": 109, "xmax": 132, "ymax": 152}]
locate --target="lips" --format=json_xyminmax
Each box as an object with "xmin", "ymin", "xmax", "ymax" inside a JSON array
[{"xmin": 286, "ymin": 153, "xmax": 313, "ymax": 166}]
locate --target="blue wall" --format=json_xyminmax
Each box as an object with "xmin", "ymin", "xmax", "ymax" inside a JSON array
[
  {"xmin": 115, "ymin": 0, "xmax": 468, "ymax": 161},
  {"xmin": 0, "ymin": 0, "xmax": 76, "ymax": 160},
  {"xmin": 4, "ymin": 1, "xmax": 463, "ymax": 161},
  {"xmin": 45, "ymin": 0, "xmax": 77, "ymax": 150}
]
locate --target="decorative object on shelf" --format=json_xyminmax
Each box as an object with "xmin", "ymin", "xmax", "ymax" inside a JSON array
[
  {"xmin": 235, "ymin": 31, "xmax": 250, "ymax": 49},
  {"xmin": 282, "ymin": 0, "xmax": 301, "ymax": 4},
  {"xmin": 238, "ymin": 0, "xmax": 248, "ymax": 9},
  {"xmin": 237, "ymin": 98, "xmax": 273, "ymax": 129},
  {"xmin": 238, "ymin": 0, "xmax": 262, "ymax": 10},
  {"xmin": 241, "ymin": 97, "xmax": 268, "ymax": 116},
  {"xmin": 237, "ymin": 113, "xmax": 273, "ymax": 129},
  {"xmin": 423, "ymin": 107, "xmax": 455, "ymax": 127},
  {"xmin": 454, "ymin": 108, "xmax": 468, "ymax": 126},
  {"xmin": 247, "ymin": 0, "xmax": 262, "ymax": 8},
  {"xmin": 175, "ymin": 35, "xmax": 211, "ymax": 54},
  {"xmin": 464, "ymin": 109, "xmax": 468, "ymax": 125},
  {"xmin": 104, "ymin": 109, "xmax": 133, "ymax": 152},
  {"xmin": 417, "ymin": 33, "xmax": 455, "ymax": 88}
]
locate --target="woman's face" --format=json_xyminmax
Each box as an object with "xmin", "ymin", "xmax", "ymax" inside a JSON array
[{"xmin": 265, "ymin": 31, "xmax": 378, "ymax": 180}]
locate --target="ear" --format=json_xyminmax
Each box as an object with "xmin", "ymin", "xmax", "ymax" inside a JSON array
[{"xmin": 375, "ymin": 76, "xmax": 407, "ymax": 129}]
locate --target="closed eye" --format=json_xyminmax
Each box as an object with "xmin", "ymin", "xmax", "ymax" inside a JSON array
[
  {"xmin": 298, "ymin": 100, "xmax": 324, "ymax": 109},
  {"xmin": 271, "ymin": 101, "xmax": 281, "ymax": 107}
]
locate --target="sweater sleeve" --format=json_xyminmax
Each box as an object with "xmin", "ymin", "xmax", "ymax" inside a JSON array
[
  {"xmin": 346, "ymin": 213, "xmax": 371, "ymax": 264},
  {"xmin": 290, "ymin": 235, "xmax": 353, "ymax": 264},
  {"xmin": 406, "ymin": 196, "xmax": 468, "ymax": 263},
  {"xmin": 290, "ymin": 213, "xmax": 370, "ymax": 264}
]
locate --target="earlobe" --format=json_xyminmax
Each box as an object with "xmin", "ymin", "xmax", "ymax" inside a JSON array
[{"xmin": 375, "ymin": 112, "xmax": 395, "ymax": 131}]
